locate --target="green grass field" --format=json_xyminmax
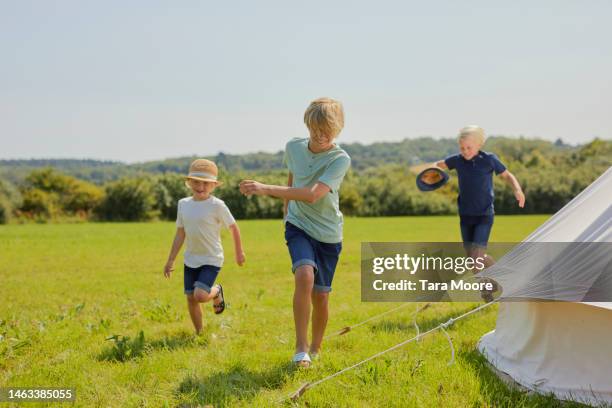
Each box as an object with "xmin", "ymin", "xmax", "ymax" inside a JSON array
[{"xmin": 1, "ymin": 215, "xmax": 585, "ymax": 407}]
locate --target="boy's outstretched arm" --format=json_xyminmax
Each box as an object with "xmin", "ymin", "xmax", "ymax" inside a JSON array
[
  {"xmin": 283, "ymin": 172, "xmax": 293, "ymax": 218},
  {"xmin": 434, "ymin": 160, "xmax": 448, "ymax": 170},
  {"xmin": 499, "ymin": 170, "xmax": 526, "ymax": 208},
  {"xmin": 229, "ymin": 223, "xmax": 246, "ymax": 266},
  {"xmin": 164, "ymin": 227, "xmax": 186, "ymax": 278},
  {"xmin": 239, "ymin": 179, "xmax": 330, "ymax": 204}
]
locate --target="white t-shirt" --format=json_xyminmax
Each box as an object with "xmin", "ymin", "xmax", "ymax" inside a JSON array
[{"xmin": 176, "ymin": 196, "xmax": 236, "ymax": 268}]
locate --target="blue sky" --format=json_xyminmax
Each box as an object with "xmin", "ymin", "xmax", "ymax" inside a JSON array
[{"xmin": 1, "ymin": 0, "xmax": 611, "ymax": 162}]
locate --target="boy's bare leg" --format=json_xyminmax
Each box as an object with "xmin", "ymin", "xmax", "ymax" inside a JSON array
[
  {"xmin": 310, "ymin": 291, "xmax": 329, "ymax": 354},
  {"xmin": 468, "ymin": 247, "xmax": 496, "ymax": 272},
  {"xmin": 483, "ymin": 254, "xmax": 495, "ymax": 268},
  {"xmin": 294, "ymin": 265, "xmax": 314, "ymax": 353},
  {"xmin": 467, "ymin": 247, "xmax": 498, "ymax": 301},
  {"xmin": 193, "ymin": 286, "xmax": 220, "ymax": 303},
  {"xmin": 186, "ymin": 295, "xmax": 203, "ymax": 334}
]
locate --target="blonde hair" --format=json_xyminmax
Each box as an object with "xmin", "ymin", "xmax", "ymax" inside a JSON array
[
  {"xmin": 304, "ymin": 97, "xmax": 344, "ymax": 139},
  {"xmin": 458, "ymin": 125, "xmax": 486, "ymax": 146}
]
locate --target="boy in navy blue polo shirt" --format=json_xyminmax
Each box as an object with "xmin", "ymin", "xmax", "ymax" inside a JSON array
[{"xmin": 436, "ymin": 125, "xmax": 525, "ymax": 263}]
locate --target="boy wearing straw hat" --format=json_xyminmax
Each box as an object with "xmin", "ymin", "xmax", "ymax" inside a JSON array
[
  {"xmin": 240, "ymin": 97, "xmax": 351, "ymax": 368},
  {"xmin": 164, "ymin": 159, "xmax": 245, "ymax": 334}
]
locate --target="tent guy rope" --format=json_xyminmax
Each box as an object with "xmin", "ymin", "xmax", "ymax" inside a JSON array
[
  {"xmin": 284, "ymin": 300, "xmax": 497, "ymax": 402},
  {"xmin": 324, "ymin": 302, "xmax": 431, "ymax": 339}
]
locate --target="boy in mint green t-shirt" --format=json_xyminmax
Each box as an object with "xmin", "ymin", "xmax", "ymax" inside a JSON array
[{"xmin": 240, "ymin": 97, "xmax": 351, "ymax": 368}]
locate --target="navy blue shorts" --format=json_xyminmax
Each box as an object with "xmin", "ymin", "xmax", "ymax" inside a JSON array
[
  {"xmin": 285, "ymin": 222, "xmax": 342, "ymax": 293},
  {"xmin": 460, "ymin": 215, "xmax": 494, "ymax": 249},
  {"xmin": 184, "ymin": 264, "xmax": 220, "ymax": 295}
]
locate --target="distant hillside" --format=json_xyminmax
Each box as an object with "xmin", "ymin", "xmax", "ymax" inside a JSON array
[
  {"xmin": 1, "ymin": 137, "xmax": 609, "ymax": 223},
  {"xmin": 0, "ymin": 136, "xmax": 582, "ymax": 185}
]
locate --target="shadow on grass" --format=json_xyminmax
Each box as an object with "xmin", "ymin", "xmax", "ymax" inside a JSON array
[
  {"xmin": 97, "ymin": 330, "xmax": 207, "ymax": 362},
  {"xmin": 459, "ymin": 349, "xmax": 590, "ymax": 408},
  {"xmin": 175, "ymin": 362, "xmax": 295, "ymax": 407}
]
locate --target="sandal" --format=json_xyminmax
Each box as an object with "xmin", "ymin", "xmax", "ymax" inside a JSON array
[
  {"xmin": 292, "ymin": 351, "xmax": 311, "ymax": 368},
  {"xmin": 213, "ymin": 284, "xmax": 225, "ymax": 315}
]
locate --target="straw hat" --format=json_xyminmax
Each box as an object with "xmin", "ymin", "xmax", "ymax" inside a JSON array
[
  {"xmin": 185, "ymin": 159, "xmax": 222, "ymax": 185},
  {"xmin": 416, "ymin": 167, "xmax": 449, "ymax": 192}
]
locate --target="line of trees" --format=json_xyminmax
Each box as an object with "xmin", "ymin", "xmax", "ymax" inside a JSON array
[
  {"xmin": 0, "ymin": 136, "xmax": 577, "ymax": 185},
  {"xmin": 0, "ymin": 139, "xmax": 609, "ymax": 224}
]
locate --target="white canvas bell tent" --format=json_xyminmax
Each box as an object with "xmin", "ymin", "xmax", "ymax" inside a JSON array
[{"xmin": 478, "ymin": 167, "xmax": 612, "ymax": 405}]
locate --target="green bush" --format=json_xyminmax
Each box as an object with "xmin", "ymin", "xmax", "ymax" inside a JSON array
[
  {"xmin": 20, "ymin": 188, "xmax": 58, "ymax": 219},
  {"xmin": 0, "ymin": 197, "xmax": 10, "ymax": 224},
  {"xmin": 95, "ymin": 178, "xmax": 155, "ymax": 221},
  {"xmin": 348, "ymin": 165, "xmax": 456, "ymax": 216},
  {"xmin": 152, "ymin": 174, "xmax": 190, "ymax": 221},
  {"xmin": 214, "ymin": 170, "xmax": 285, "ymax": 219},
  {"xmin": 0, "ymin": 179, "xmax": 22, "ymax": 224},
  {"xmin": 18, "ymin": 168, "xmax": 103, "ymax": 220},
  {"xmin": 339, "ymin": 178, "xmax": 363, "ymax": 216},
  {"xmin": 24, "ymin": 168, "xmax": 74, "ymax": 193},
  {"xmin": 62, "ymin": 180, "xmax": 104, "ymax": 215}
]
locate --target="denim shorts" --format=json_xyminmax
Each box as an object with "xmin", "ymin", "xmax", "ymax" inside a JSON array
[
  {"xmin": 184, "ymin": 264, "xmax": 220, "ymax": 295},
  {"xmin": 460, "ymin": 215, "xmax": 494, "ymax": 249},
  {"xmin": 285, "ymin": 222, "xmax": 342, "ymax": 293}
]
